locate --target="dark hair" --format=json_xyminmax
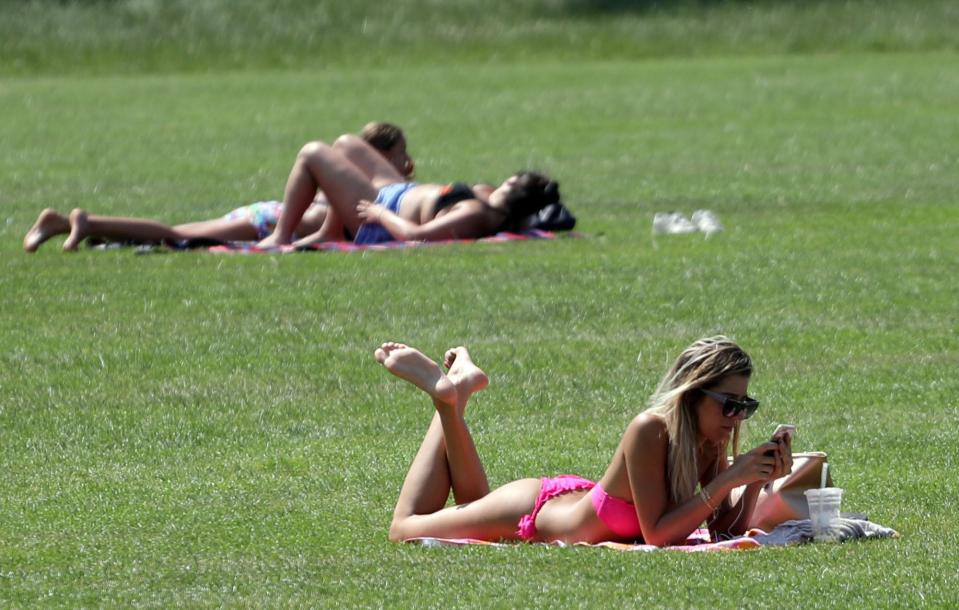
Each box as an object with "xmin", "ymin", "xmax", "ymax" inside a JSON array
[
  {"xmin": 502, "ymin": 171, "xmax": 560, "ymax": 227},
  {"xmin": 360, "ymin": 122, "xmax": 405, "ymax": 153}
]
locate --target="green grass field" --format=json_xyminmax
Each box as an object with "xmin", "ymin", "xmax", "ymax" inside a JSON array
[{"xmin": 2, "ymin": 1, "xmax": 959, "ymax": 607}]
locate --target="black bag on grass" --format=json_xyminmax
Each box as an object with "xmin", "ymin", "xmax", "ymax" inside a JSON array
[{"xmin": 519, "ymin": 202, "xmax": 577, "ymax": 232}]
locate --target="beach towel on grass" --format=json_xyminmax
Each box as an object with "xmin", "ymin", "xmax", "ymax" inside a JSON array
[
  {"xmin": 206, "ymin": 230, "xmax": 570, "ymax": 254},
  {"xmin": 407, "ymin": 519, "xmax": 897, "ymax": 551},
  {"xmin": 407, "ymin": 529, "xmax": 757, "ymax": 552}
]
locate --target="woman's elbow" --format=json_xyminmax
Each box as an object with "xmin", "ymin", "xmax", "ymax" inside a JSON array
[
  {"xmin": 642, "ymin": 526, "xmax": 688, "ymax": 548},
  {"xmin": 643, "ymin": 532, "xmax": 673, "ymax": 548}
]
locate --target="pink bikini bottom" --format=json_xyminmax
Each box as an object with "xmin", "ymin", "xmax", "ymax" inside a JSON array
[{"xmin": 515, "ymin": 475, "xmax": 642, "ymax": 541}]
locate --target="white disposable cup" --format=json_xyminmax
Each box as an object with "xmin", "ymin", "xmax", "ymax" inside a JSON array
[{"xmin": 804, "ymin": 487, "xmax": 843, "ymax": 541}]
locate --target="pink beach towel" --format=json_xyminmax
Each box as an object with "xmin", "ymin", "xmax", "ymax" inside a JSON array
[{"xmin": 208, "ymin": 230, "xmax": 571, "ymax": 254}]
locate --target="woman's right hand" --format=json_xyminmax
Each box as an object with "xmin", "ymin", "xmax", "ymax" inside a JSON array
[
  {"xmin": 726, "ymin": 442, "xmax": 780, "ymax": 486},
  {"xmin": 356, "ymin": 200, "xmax": 380, "ymax": 223}
]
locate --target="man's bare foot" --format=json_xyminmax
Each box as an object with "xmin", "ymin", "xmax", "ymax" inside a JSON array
[
  {"xmin": 375, "ymin": 342, "xmax": 457, "ymax": 407},
  {"xmin": 23, "ymin": 208, "xmax": 70, "ymax": 253},
  {"xmin": 62, "ymin": 208, "xmax": 89, "ymax": 251},
  {"xmin": 444, "ymin": 347, "xmax": 489, "ymax": 399}
]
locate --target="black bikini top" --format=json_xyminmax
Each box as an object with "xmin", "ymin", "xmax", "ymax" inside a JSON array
[{"xmin": 433, "ymin": 182, "xmax": 477, "ymax": 214}]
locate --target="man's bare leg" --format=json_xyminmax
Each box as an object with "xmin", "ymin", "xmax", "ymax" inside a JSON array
[
  {"xmin": 62, "ymin": 208, "xmax": 90, "ymax": 251},
  {"xmin": 62, "ymin": 208, "xmax": 185, "ymax": 251},
  {"xmin": 23, "ymin": 209, "xmax": 70, "ymax": 253}
]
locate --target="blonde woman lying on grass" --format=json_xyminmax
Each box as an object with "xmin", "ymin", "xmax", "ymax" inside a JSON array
[{"xmin": 375, "ymin": 337, "xmax": 792, "ymax": 545}]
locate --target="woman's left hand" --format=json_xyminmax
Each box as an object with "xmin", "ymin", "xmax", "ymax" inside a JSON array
[{"xmin": 768, "ymin": 433, "xmax": 794, "ymax": 481}]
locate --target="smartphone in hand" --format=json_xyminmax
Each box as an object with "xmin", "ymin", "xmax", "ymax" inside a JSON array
[
  {"xmin": 771, "ymin": 424, "xmax": 796, "ymax": 443},
  {"xmin": 764, "ymin": 424, "xmax": 796, "ymax": 456}
]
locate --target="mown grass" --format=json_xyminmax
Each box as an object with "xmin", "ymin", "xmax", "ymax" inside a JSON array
[
  {"xmin": 1, "ymin": 0, "xmax": 958, "ymax": 75},
  {"xmin": 2, "ymin": 2, "xmax": 959, "ymax": 608}
]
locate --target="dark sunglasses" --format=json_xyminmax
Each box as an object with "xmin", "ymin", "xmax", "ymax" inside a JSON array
[{"xmin": 700, "ymin": 389, "xmax": 760, "ymax": 419}]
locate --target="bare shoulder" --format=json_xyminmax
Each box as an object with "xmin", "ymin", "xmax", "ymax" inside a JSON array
[
  {"xmin": 472, "ymin": 184, "xmax": 495, "ymax": 198},
  {"xmin": 626, "ymin": 412, "xmax": 669, "ymax": 447}
]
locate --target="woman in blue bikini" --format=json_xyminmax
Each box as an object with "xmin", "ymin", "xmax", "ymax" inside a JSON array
[
  {"xmin": 375, "ymin": 336, "xmax": 793, "ymax": 546},
  {"xmin": 22, "ymin": 122, "xmax": 415, "ymax": 252},
  {"xmin": 256, "ymin": 140, "xmax": 560, "ymax": 248}
]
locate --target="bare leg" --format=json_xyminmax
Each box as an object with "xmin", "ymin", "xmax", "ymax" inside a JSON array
[
  {"xmin": 333, "ymin": 134, "xmax": 408, "ymax": 187},
  {"xmin": 63, "ymin": 208, "xmax": 177, "ymax": 251},
  {"xmin": 258, "ymin": 141, "xmax": 380, "ymax": 247},
  {"xmin": 375, "ymin": 343, "xmax": 489, "ymax": 514},
  {"xmin": 23, "ymin": 208, "xmax": 70, "ymax": 253},
  {"xmin": 389, "ymin": 477, "xmax": 542, "ymax": 542},
  {"xmin": 444, "ymin": 346, "xmax": 489, "ymax": 406},
  {"xmin": 60, "ymin": 209, "xmax": 264, "ymax": 251},
  {"xmin": 171, "ymin": 217, "xmax": 260, "ymax": 241},
  {"xmin": 439, "ymin": 346, "xmax": 491, "ymax": 503},
  {"xmin": 63, "ymin": 209, "xmax": 91, "ymax": 251},
  {"xmin": 379, "ymin": 343, "xmax": 528, "ymax": 542},
  {"xmin": 289, "ymin": 206, "xmax": 347, "ymax": 248},
  {"xmin": 375, "ymin": 344, "xmax": 458, "ymax": 520},
  {"xmin": 389, "ymin": 402, "xmax": 539, "ymax": 543},
  {"xmin": 288, "ymin": 137, "xmax": 405, "ymax": 248}
]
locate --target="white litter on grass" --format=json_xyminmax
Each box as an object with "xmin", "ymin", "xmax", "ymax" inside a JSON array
[
  {"xmin": 652, "ymin": 210, "xmax": 722, "ymax": 237},
  {"xmin": 652, "ymin": 212, "xmax": 696, "ymax": 235},
  {"xmin": 691, "ymin": 210, "xmax": 722, "ymax": 236}
]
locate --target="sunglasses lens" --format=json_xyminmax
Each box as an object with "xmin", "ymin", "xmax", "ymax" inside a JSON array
[
  {"xmin": 703, "ymin": 390, "xmax": 759, "ymax": 419},
  {"xmin": 723, "ymin": 398, "xmax": 759, "ymax": 419},
  {"xmin": 722, "ymin": 403, "xmax": 742, "ymax": 418}
]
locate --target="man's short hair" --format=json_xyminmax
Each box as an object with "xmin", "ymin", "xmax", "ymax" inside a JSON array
[{"xmin": 360, "ymin": 122, "xmax": 405, "ymax": 152}]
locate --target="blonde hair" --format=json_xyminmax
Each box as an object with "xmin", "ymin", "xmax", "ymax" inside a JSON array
[{"xmin": 646, "ymin": 336, "xmax": 753, "ymax": 504}]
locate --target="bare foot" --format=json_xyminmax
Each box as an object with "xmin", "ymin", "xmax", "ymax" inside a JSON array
[
  {"xmin": 256, "ymin": 232, "xmax": 289, "ymax": 249},
  {"xmin": 23, "ymin": 208, "xmax": 70, "ymax": 253},
  {"xmin": 62, "ymin": 208, "xmax": 89, "ymax": 251},
  {"xmin": 375, "ymin": 342, "xmax": 457, "ymax": 407},
  {"xmin": 444, "ymin": 347, "xmax": 489, "ymax": 400}
]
